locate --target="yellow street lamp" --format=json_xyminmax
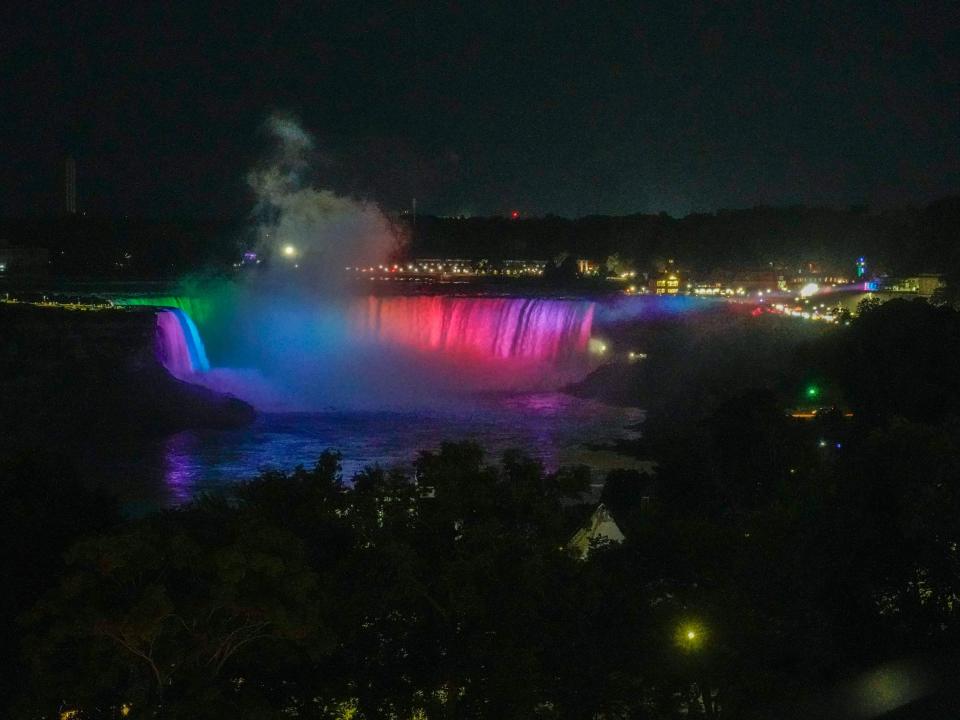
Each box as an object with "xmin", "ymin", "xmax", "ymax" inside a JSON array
[{"xmin": 676, "ymin": 621, "xmax": 707, "ymax": 651}]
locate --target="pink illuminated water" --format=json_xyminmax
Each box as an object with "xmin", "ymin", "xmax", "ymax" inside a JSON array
[
  {"xmin": 350, "ymin": 295, "xmax": 595, "ymax": 361},
  {"xmin": 156, "ymin": 309, "xmax": 210, "ymax": 380}
]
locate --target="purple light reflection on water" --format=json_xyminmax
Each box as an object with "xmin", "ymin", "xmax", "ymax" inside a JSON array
[
  {"xmin": 161, "ymin": 431, "xmax": 205, "ymax": 505},
  {"xmin": 151, "ymin": 392, "xmax": 643, "ymax": 506}
]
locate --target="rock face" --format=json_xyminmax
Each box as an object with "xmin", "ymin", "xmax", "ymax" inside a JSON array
[{"xmin": 0, "ymin": 304, "xmax": 254, "ymax": 451}]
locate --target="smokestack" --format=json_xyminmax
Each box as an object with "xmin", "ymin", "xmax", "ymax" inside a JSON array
[{"xmin": 64, "ymin": 156, "xmax": 77, "ymax": 214}]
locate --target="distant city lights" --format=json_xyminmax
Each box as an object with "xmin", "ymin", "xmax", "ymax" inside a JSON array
[{"xmin": 344, "ymin": 258, "xmax": 548, "ymax": 278}]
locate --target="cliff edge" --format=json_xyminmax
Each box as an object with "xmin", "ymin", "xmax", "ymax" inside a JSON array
[{"xmin": 0, "ymin": 303, "xmax": 254, "ymax": 450}]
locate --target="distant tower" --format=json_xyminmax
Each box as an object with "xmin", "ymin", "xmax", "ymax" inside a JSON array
[{"xmin": 64, "ymin": 157, "xmax": 77, "ymax": 214}]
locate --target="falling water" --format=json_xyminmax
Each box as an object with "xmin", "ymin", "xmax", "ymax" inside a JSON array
[
  {"xmin": 156, "ymin": 308, "xmax": 211, "ymax": 379},
  {"xmin": 134, "ymin": 294, "xmax": 599, "ymax": 408},
  {"xmin": 351, "ymin": 296, "xmax": 595, "ymax": 361}
]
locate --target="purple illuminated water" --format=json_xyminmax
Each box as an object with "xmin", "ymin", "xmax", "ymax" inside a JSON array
[
  {"xmin": 351, "ymin": 295, "xmax": 594, "ymax": 361},
  {"xmin": 99, "ymin": 393, "xmax": 643, "ymax": 508}
]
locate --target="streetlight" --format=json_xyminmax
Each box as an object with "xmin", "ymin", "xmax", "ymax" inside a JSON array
[{"xmin": 676, "ymin": 621, "xmax": 707, "ymax": 651}]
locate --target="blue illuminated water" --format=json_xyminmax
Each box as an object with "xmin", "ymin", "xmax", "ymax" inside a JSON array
[
  {"xmin": 104, "ymin": 393, "xmax": 643, "ymax": 508},
  {"xmin": 156, "ymin": 308, "xmax": 210, "ymax": 378},
  {"xmin": 175, "ymin": 308, "xmax": 210, "ymax": 371}
]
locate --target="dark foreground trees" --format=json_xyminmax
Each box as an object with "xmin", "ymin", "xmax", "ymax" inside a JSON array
[
  {"xmin": 16, "ymin": 446, "xmax": 607, "ymax": 719},
  {"xmin": 18, "ymin": 437, "xmax": 960, "ymax": 718}
]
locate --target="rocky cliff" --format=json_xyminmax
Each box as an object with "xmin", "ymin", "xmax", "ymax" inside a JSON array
[{"xmin": 0, "ymin": 303, "xmax": 254, "ymax": 451}]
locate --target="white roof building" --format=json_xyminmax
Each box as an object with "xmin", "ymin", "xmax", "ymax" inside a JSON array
[{"xmin": 568, "ymin": 504, "xmax": 625, "ymax": 559}]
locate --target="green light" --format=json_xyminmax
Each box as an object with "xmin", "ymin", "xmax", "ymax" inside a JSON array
[{"xmin": 806, "ymin": 385, "xmax": 819, "ymax": 399}]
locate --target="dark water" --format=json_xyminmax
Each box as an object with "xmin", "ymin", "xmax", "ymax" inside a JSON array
[{"xmin": 102, "ymin": 392, "xmax": 643, "ymax": 509}]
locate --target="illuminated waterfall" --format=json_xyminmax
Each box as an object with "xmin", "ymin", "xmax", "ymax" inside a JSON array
[
  {"xmin": 351, "ymin": 296, "xmax": 595, "ymax": 362},
  {"xmin": 124, "ymin": 292, "xmax": 597, "ymax": 367},
  {"xmin": 156, "ymin": 308, "xmax": 211, "ymax": 379},
  {"xmin": 134, "ymin": 294, "xmax": 598, "ymax": 408}
]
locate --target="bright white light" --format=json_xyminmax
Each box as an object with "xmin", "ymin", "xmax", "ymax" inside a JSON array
[
  {"xmin": 588, "ymin": 338, "xmax": 608, "ymax": 355},
  {"xmin": 283, "ymin": 244, "xmax": 297, "ymax": 257},
  {"xmin": 800, "ymin": 282, "xmax": 819, "ymax": 298}
]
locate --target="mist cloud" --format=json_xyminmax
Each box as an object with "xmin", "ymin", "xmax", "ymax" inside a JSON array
[{"xmin": 248, "ymin": 112, "xmax": 403, "ymax": 290}]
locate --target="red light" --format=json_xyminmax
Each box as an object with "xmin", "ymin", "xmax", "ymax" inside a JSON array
[{"xmin": 510, "ymin": 210, "xmax": 520, "ymax": 219}]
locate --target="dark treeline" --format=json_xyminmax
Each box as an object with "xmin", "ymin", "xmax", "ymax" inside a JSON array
[
  {"xmin": 416, "ymin": 196, "xmax": 960, "ymax": 276},
  {"xmin": 0, "ymin": 215, "xmax": 245, "ymax": 279},
  {"xmin": 2, "ymin": 196, "xmax": 959, "ymax": 281},
  {"xmin": 5, "ymin": 299, "xmax": 960, "ymax": 718}
]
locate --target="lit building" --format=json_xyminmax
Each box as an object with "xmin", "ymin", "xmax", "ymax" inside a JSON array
[
  {"xmin": 855, "ymin": 256, "xmax": 867, "ymax": 279},
  {"xmin": 730, "ymin": 268, "xmax": 781, "ymax": 293},
  {"xmin": 650, "ymin": 259, "xmax": 682, "ymax": 294},
  {"xmin": 577, "ymin": 258, "xmax": 599, "ymax": 275},
  {"xmin": 567, "ymin": 504, "xmax": 625, "ymax": 560},
  {"xmin": 881, "ymin": 273, "xmax": 945, "ymax": 298},
  {"xmin": 915, "ymin": 273, "xmax": 946, "ymax": 297}
]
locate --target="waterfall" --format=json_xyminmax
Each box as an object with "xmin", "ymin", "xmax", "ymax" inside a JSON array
[
  {"xmin": 133, "ymin": 294, "xmax": 597, "ymax": 408},
  {"xmin": 351, "ymin": 296, "xmax": 595, "ymax": 362},
  {"xmin": 156, "ymin": 308, "xmax": 211, "ymax": 379}
]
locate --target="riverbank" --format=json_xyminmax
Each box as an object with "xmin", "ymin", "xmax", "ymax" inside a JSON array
[{"xmin": 568, "ymin": 303, "xmax": 832, "ymax": 433}]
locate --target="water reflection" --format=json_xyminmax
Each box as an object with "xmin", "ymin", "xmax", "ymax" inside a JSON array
[
  {"xmin": 150, "ymin": 392, "xmax": 642, "ymax": 507},
  {"xmin": 161, "ymin": 431, "xmax": 202, "ymax": 504}
]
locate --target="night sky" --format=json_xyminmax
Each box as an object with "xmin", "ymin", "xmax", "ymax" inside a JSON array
[{"xmin": 3, "ymin": 1, "xmax": 958, "ymax": 218}]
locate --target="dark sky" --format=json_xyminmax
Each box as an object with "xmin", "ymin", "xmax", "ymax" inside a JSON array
[{"xmin": 3, "ymin": 1, "xmax": 958, "ymax": 218}]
